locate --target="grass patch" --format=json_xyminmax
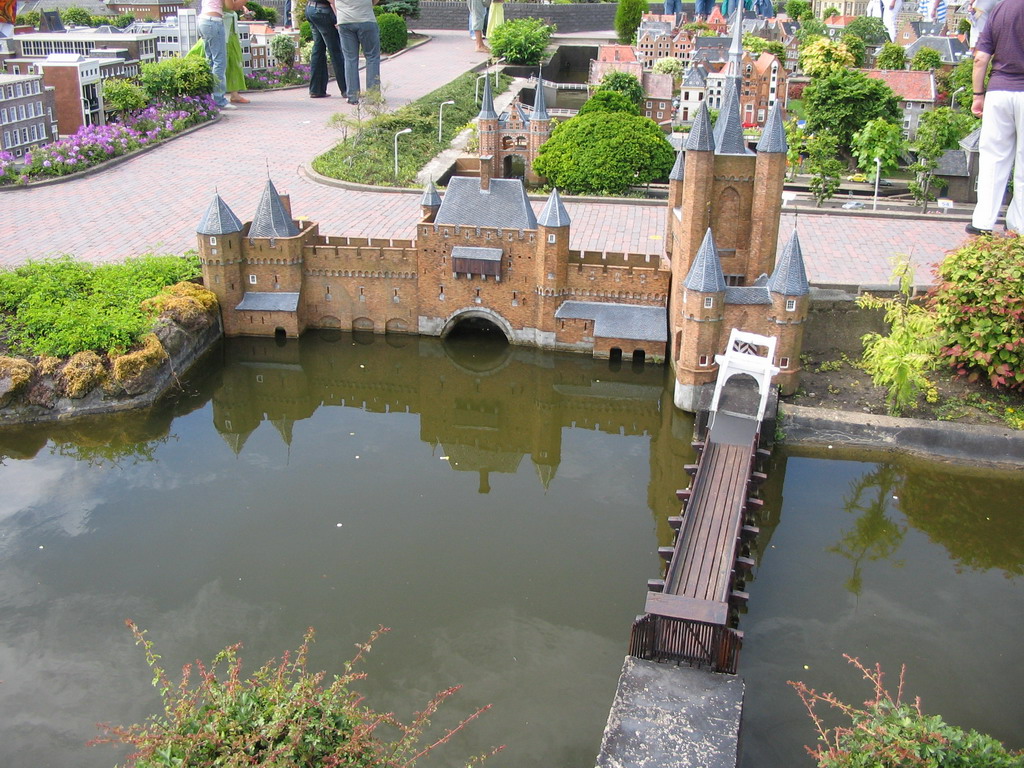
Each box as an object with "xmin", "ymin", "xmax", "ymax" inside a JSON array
[
  {"xmin": 0, "ymin": 254, "xmax": 201, "ymax": 357},
  {"xmin": 312, "ymin": 71, "xmax": 512, "ymax": 187}
]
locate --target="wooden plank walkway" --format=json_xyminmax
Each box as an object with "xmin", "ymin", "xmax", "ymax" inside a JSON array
[{"xmin": 630, "ymin": 414, "xmax": 761, "ymax": 674}]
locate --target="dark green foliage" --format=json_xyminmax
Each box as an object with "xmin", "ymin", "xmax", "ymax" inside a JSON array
[
  {"xmin": 841, "ymin": 33, "xmax": 866, "ymax": 67},
  {"xmin": 91, "ymin": 624, "xmax": 496, "ymax": 768},
  {"xmin": 933, "ymin": 235, "xmax": 1024, "ymax": 391},
  {"xmin": 786, "ymin": 0, "xmax": 811, "ymax": 18},
  {"xmin": 140, "ymin": 56, "xmax": 215, "ymax": 100},
  {"xmin": 615, "ymin": 0, "xmax": 646, "ymax": 44},
  {"xmin": 102, "ymin": 78, "xmax": 148, "ymax": 114},
  {"xmin": 377, "ymin": 0, "xmax": 419, "ymax": 18},
  {"xmin": 244, "ymin": 1, "xmax": 278, "ymax": 23},
  {"xmin": 945, "ymin": 57, "xmax": 977, "ymax": 111},
  {"xmin": 804, "ymin": 69, "xmax": 901, "ymax": 155},
  {"xmin": 908, "ymin": 107, "xmax": 978, "ymax": 210},
  {"xmin": 110, "ymin": 13, "xmax": 135, "ymax": 27},
  {"xmin": 845, "ymin": 15, "xmax": 888, "ymax": 44},
  {"xmin": 792, "ymin": 656, "xmax": 1024, "ymax": 767},
  {"xmin": 299, "ymin": 20, "xmax": 312, "ymax": 43},
  {"xmin": 594, "ymin": 70, "xmax": 644, "ymax": 108},
  {"xmin": 795, "ymin": 16, "xmax": 827, "ymax": 46},
  {"xmin": 578, "ymin": 89, "xmax": 639, "ymax": 116},
  {"xmin": 377, "ymin": 12, "xmax": 408, "ymax": 54},
  {"xmin": 16, "ymin": 10, "xmax": 40, "ymax": 26},
  {"xmin": 0, "ymin": 255, "xmax": 201, "ymax": 357},
  {"xmin": 821, "ymin": 5, "xmax": 839, "ymax": 16},
  {"xmin": 744, "ymin": 33, "xmax": 786, "ymax": 59},
  {"xmin": 874, "ymin": 41, "xmax": 906, "ymax": 70},
  {"xmin": 533, "ymin": 111, "xmax": 675, "ymax": 195},
  {"xmin": 313, "ymin": 71, "xmax": 512, "ymax": 186},
  {"xmin": 805, "ymin": 131, "xmax": 843, "ymax": 206},
  {"xmin": 911, "ymin": 45, "xmax": 942, "ymax": 71},
  {"xmin": 488, "ymin": 17, "xmax": 553, "ymax": 65},
  {"xmin": 59, "ymin": 6, "xmax": 92, "ymax": 26}
]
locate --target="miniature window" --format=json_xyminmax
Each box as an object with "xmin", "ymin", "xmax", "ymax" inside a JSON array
[
  {"xmin": 210, "ymin": 236, "xmax": 217, "ymax": 246},
  {"xmin": 548, "ymin": 234, "xmax": 555, "ymax": 243},
  {"xmin": 703, "ymin": 297, "xmax": 714, "ymax": 309},
  {"xmin": 786, "ymin": 299, "xmax": 796, "ymax": 311},
  {"xmin": 780, "ymin": 357, "xmax": 790, "ymax": 369},
  {"xmin": 248, "ymin": 274, "xmax": 257, "ymax": 284},
  {"xmin": 699, "ymin": 355, "xmax": 710, "ymax": 367}
]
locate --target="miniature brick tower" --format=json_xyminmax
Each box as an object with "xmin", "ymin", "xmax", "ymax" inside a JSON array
[
  {"xmin": 475, "ymin": 67, "xmax": 553, "ymax": 185},
  {"xmin": 765, "ymin": 229, "xmax": 811, "ymax": 395},
  {"xmin": 197, "ymin": 192, "xmax": 246, "ymax": 325},
  {"xmin": 527, "ymin": 67, "xmax": 551, "ymax": 186},
  {"xmin": 421, "ymin": 179, "xmax": 441, "ymax": 223}
]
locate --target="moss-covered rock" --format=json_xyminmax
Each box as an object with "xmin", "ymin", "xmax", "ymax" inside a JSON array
[
  {"xmin": 141, "ymin": 282, "xmax": 219, "ymax": 331},
  {"xmin": 0, "ymin": 356, "xmax": 35, "ymax": 408},
  {"xmin": 111, "ymin": 333, "xmax": 168, "ymax": 395},
  {"xmin": 59, "ymin": 350, "xmax": 106, "ymax": 399}
]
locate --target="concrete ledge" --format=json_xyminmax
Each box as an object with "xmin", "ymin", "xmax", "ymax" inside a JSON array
[
  {"xmin": 780, "ymin": 403, "xmax": 1024, "ymax": 468},
  {"xmin": 596, "ymin": 656, "xmax": 743, "ymax": 768}
]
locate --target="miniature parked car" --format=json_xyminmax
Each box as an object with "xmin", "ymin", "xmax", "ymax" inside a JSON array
[{"xmin": 845, "ymin": 173, "xmax": 869, "ymax": 183}]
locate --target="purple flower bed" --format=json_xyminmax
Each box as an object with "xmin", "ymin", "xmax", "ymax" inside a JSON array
[
  {"xmin": 0, "ymin": 95, "xmax": 218, "ymax": 186},
  {"xmin": 244, "ymin": 64, "xmax": 311, "ymax": 90}
]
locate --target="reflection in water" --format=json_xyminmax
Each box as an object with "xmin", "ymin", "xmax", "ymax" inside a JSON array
[
  {"xmin": 830, "ymin": 464, "xmax": 906, "ymax": 595},
  {"xmin": 0, "ymin": 334, "xmax": 1022, "ymax": 768}
]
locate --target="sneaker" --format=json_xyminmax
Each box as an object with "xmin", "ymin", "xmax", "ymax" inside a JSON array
[
  {"xmin": 220, "ymin": 103, "xmax": 239, "ymax": 110},
  {"xmin": 965, "ymin": 224, "xmax": 991, "ymax": 236},
  {"xmin": 310, "ymin": 93, "xmax": 330, "ymax": 99}
]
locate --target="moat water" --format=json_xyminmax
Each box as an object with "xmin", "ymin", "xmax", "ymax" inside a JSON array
[{"xmin": 0, "ymin": 333, "xmax": 1021, "ymax": 768}]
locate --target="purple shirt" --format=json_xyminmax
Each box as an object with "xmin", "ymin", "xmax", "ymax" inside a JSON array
[{"xmin": 977, "ymin": 0, "xmax": 1024, "ymax": 91}]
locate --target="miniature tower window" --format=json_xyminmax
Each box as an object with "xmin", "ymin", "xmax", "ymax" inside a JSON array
[
  {"xmin": 210, "ymin": 236, "xmax": 217, "ymax": 245},
  {"xmin": 548, "ymin": 234, "xmax": 556, "ymax": 244},
  {"xmin": 249, "ymin": 274, "xmax": 257, "ymax": 284},
  {"xmin": 780, "ymin": 357, "xmax": 790, "ymax": 369},
  {"xmin": 786, "ymin": 299, "xmax": 796, "ymax": 312},
  {"xmin": 703, "ymin": 296, "xmax": 714, "ymax": 309},
  {"xmin": 699, "ymin": 355, "xmax": 711, "ymax": 367}
]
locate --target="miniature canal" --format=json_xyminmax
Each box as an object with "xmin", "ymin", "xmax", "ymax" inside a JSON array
[{"xmin": 1, "ymin": 332, "xmax": 1021, "ymax": 768}]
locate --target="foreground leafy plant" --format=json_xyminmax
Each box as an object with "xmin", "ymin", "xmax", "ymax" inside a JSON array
[
  {"xmin": 932, "ymin": 235, "xmax": 1024, "ymax": 392},
  {"xmin": 92, "ymin": 622, "xmax": 500, "ymax": 768},
  {"xmin": 488, "ymin": 17, "xmax": 553, "ymax": 65},
  {"xmin": 0, "ymin": 254, "xmax": 200, "ymax": 356},
  {"xmin": 790, "ymin": 656, "xmax": 1023, "ymax": 767},
  {"xmin": 857, "ymin": 258, "xmax": 941, "ymax": 415}
]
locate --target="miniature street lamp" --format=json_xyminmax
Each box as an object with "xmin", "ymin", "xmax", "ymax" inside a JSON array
[
  {"xmin": 438, "ymin": 100, "xmax": 455, "ymax": 143},
  {"xmin": 394, "ymin": 127, "xmax": 413, "ymax": 178}
]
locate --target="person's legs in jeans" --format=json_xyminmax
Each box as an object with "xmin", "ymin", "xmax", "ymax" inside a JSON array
[
  {"xmin": 306, "ymin": 4, "xmax": 329, "ymax": 96},
  {"xmin": 339, "ymin": 23, "xmax": 362, "ymax": 100},
  {"xmin": 199, "ymin": 16, "xmax": 228, "ymax": 107},
  {"xmin": 359, "ymin": 22, "xmax": 380, "ymax": 93}
]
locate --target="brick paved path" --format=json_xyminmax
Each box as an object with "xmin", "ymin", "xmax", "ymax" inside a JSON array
[{"xmin": 0, "ymin": 29, "xmax": 971, "ymax": 288}]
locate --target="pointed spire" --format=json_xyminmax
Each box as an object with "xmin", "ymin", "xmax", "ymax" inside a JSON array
[
  {"xmin": 532, "ymin": 67, "xmax": 549, "ymax": 122},
  {"xmin": 197, "ymin": 193, "xmax": 243, "ymax": 235},
  {"xmin": 756, "ymin": 100, "xmax": 787, "ymax": 154},
  {"xmin": 537, "ymin": 187, "xmax": 570, "ymax": 228},
  {"xmin": 767, "ymin": 229, "xmax": 810, "ymax": 296},
  {"xmin": 685, "ymin": 229, "xmax": 728, "ymax": 292},
  {"xmin": 713, "ymin": 80, "xmax": 750, "ymax": 155},
  {"xmin": 685, "ymin": 100, "xmax": 715, "ymax": 152},
  {"xmin": 249, "ymin": 179, "xmax": 299, "ymax": 238},
  {"xmin": 726, "ymin": 6, "xmax": 744, "ymax": 82},
  {"xmin": 669, "ymin": 148, "xmax": 685, "ymax": 181},
  {"xmin": 478, "ymin": 73, "xmax": 497, "ymax": 120},
  {"xmin": 534, "ymin": 458, "xmax": 557, "ymax": 490},
  {"xmin": 421, "ymin": 179, "xmax": 442, "ymax": 208}
]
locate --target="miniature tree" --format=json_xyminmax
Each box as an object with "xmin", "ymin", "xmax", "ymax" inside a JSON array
[
  {"xmin": 851, "ymin": 117, "xmax": 904, "ymax": 180},
  {"xmin": 806, "ymin": 131, "xmax": 844, "ymax": 206},
  {"xmin": 874, "ymin": 41, "xmax": 906, "ymax": 70},
  {"xmin": 652, "ymin": 57, "xmax": 684, "ymax": 87},
  {"xmin": 910, "ymin": 46, "xmax": 943, "ymax": 71},
  {"xmin": 909, "ymin": 106, "xmax": 978, "ymax": 212},
  {"xmin": 799, "ymin": 38, "xmax": 854, "ymax": 77},
  {"xmin": 269, "ymin": 33, "xmax": 296, "ymax": 68},
  {"xmin": 594, "ymin": 71, "xmax": 645, "ymax": 109},
  {"xmin": 841, "ymin": 33, "xmax": 866, "ymax": 67},
  {"xmin": 615, "ymin": 0, "xmax": 646, "ymax": 45},
  {"xmin": 846, "ymin": 15, "xmax": 888, "ymax": 44},
  {"xmin": 804, "ymin": 69, "xmax": 901, "ymax": 157},
  {"xmin": 785, "ymin": 0, "xmax": 812, "ymax": 19}
]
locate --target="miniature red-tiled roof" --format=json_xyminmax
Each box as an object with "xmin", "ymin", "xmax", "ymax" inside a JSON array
[
  {"xmin": 862, "ymin": 69, "xmax": 937, "ymax": 102},
  {"xmin": 823, "ymin": 14, "xmax": 857, "ymax": 25},
  {"xmin": 597, "ymin": 44, "xmax": 638, "ymax": 63}
]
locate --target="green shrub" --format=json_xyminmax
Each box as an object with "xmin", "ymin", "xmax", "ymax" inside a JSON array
[
  {"xmin": 269, "ymin": 33, "xmax": 296, "ymax": 67},
  {"xmin": 377, "ymin": 12, "xmax": 408, "ymax": 54},
  {"xmin": 594, "ymin": 70, "xmax": 644, "ymax": 107},
  {"xmin": 488, "ymin": 17, "xmax": 553, "ymax": 65},
  {"xmin": 102, "ymin": 78, "xmax": 148, "ymax": 115},
  {"xmin": 857, "ymin": 259, "xmax": 941, "ymax": 415},
  {"xmin": 377, "ymin": 0, "xmax": 419, "ymax": 18},
  {"xmin": 59, "ymin": 6, "xmax": 92, "ymax": 26},
  {"xmin": 577, "ymin": 89, "xmax": 638, "ymax": 116},
  {"xmin": 90, "ymin": 623, "xmax": 498, "ymax": 768},
  {"xmin": 933, "ymin": 236, "xmax": 1024, "ymax": 391},
  {"xmin": 299, "ymin": 20, "xmax": 312, "ymax": 43},
  {"xmin": 245, "ymin": 1, "xmax": 278, "ymax": 23},
  {"xmin": 792, "ymin": 656, "xmax": 1024, "ymax": 767},
  {"xmin": 533, "ymin": 110, "xmax": 675, "ymax": 195},
  {"xmin": 614, "ymin": 0, "xmax": 645, "ymax": 44},
  {"xmin": 140, "ymin": 56, "xmax": 215, "ymax": 100},
  {"xmin": 0, "ymin": 254, "xmax": 201, "ymax": 357},
  {"xmin": 16, "ymin": 10, "xmax": 40, "ymax": 27}
]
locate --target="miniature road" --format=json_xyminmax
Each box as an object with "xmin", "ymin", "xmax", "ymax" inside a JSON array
[{"xmin": 0, "ymin": 29, "xmax": 971, "ymax": 288}]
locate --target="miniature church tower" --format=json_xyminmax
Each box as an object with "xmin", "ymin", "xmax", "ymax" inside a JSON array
[{"xmin": 666, "ymin": 6, "xmax": 807, "ymax": 411}]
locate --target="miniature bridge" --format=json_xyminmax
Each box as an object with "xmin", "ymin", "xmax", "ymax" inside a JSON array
[{"xmin": 629, "ymin": 330, "xmax": 779, "ymax": 675}]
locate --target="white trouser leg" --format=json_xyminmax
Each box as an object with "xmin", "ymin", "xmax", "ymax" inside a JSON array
[{"xmin": 972, "ymin": 91, "xmax": 1021, "ymax": 231}]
